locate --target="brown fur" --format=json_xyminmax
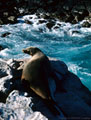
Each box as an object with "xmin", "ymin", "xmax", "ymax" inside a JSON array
[{"xmin": 21, "ymin": 46, "xmax": 52, "ymax": 100}]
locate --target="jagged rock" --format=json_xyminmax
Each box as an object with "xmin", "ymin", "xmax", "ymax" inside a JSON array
[
  {"xmin": 46, "ymin": 21, "xmax": 55, "ymax": 30},
  {"xmin": 0, "ymin": 90, "xmax": 48, "ymax": 120},
  {"xmin": 55, "ymin": 71, "xmax": 91, "ymax": 117},
  {"xmin": 72, "ymin": 30, "xmax": 81, "ymax": 35},
  {"xmin": 0, "ymin": 58, "xmax": 91, "ymax": 119},
  {"xmin": 54, "ymin": 26, "xmax": 60, "ymax": 29},
  {"xmin": 0, "ymin": 0, "xmax": 91, "ymax": 24},
  {"xmin": 1, "ymin": 32, "xmax": 11, "ymax": 37},
  {"xmin": 0, "ymin": 45, "xmax": 4, "ymax": 51},
  {"xmin": 0, "ymin": 59, "xmax": 13, "ymax": 102},
  {"xmin": 38, "ymin": 20, "xmax": 47, "ymax": 24},
  {"xmin": 25, "ymin": 20, "xmax": 33, "ymax": 25},
  {"xmin": 0, "ymin": 45, "xmax": 9, "ymax": 52},
  {"xmin": 81, "ymin": 21, "xmax": 91, "ymax": 28}
]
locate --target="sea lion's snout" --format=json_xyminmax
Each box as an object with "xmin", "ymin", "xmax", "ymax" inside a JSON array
[
  {"xmin": 22, "ymin": 49, "xmax": 26, "ymax": 53},
  {"xmin": 22, "ymin": 49, "xmax": 30, "ymax": 54}
]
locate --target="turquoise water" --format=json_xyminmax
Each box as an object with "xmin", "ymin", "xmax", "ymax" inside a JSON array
[{"xmin": 0, "ymin": 15, "xmax": 91, "ymax": 91}]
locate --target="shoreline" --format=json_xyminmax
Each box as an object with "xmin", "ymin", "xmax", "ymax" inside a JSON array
[{"xmin": 0, "ymin": 0, "xmax": 91, "ymax": 26}]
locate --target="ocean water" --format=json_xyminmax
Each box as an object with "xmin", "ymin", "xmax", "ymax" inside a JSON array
[{"xmin": 0, "ymin": 14, "xmax": 91, "ymax": 91}]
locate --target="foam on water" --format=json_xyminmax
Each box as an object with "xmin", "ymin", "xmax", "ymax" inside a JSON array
[{"xmin": 0, "ymin": 14, "xmax": 91, "ymax": 91}]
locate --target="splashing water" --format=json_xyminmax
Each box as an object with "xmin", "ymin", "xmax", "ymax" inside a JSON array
[{"xmin": 0, "ymin": 14, "xmax": 91, "ymax": 91}]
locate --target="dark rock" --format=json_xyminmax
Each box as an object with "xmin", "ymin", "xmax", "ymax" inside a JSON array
[
  {"xmin": 0, "ymin": 60, "xmax": 13, "ymax": 102},
  {"xmin": 0, "ymin": 45, "xmax": 9, "ymax": 51},
  {"xmin": 81, "ymin": 21, "xmax": 91, "ymax": 28},
  {"xmin": 3, "ymin": 12, "xmax": 9, "ymax": 17},
  {"xmin": 79, "ymin": 9, "xmax": 89, "ymax": 17},
  {"xmin": 55, "ymin": 71, "xmax": 91, "ymax": 118},
  {"xmin": 0, "ymin": 0, "xmax": 19, "ymax": 24},
  {"xmin": 38, "ymin": 20, "xmax": 47, "ymax": 24},
  {"xmin": 0, "ymin": 58, "xmax": 91, "ymax": 119},
  {"xmin": 46, "ymin": 21, "xmax": 55, "ymax": 30},
  {"xmin": 0, "ymin": 19, "xmax": 3, "ymax": 25},
  {"xmin": 72, "ymin": 30, "xmax": 81, "ymax": 35},
  {"xmin": 25, "ymin": 20, "xmax": 33, "ymax": 25},
  {"xmin": 72, "ymin": 8, "xmax": 89, "ymax": 22},
  {"xmin": 41, "ymin": 13, "xmax": 52, "ymax": 20},
  {"xmin": 65, "ymin": 14, "xmax": 74, "ymax": 22},
  {"xmin": 59, "ymin": 11, "xmax": 66, "ymax": 18},
  {"xmin": 0, "ymin": 0, "xmax": 91, "ymax": 24},
  {"xmin": 0, "ymin": 45, "xmax": 4, "ymax": 51},
  {"xmin": 54, "ymin": 26, "xmax": 60, "ymax": 29},
  {"xmin": 57, "ymin": 23, "xmax": 62, "ymax": 26},
  {"xmin": 7, "ymin": 16, "xmax": 17, "ymax": 24},
  {"xmin": 1, "ymin": 32, "xmax": 11, "ymax": 37},
  {"xmin": 0, "ymin": 57, "xmax": 91, "ymax": 119}
]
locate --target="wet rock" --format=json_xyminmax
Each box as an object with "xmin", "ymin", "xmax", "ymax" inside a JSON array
[
  {"xmin": 72, "ymin": 30, "xmax": 81, "ymax": 35},
  {"xmin": 0, "ymin": 58, "xmax": 91, "ymax": 119},
  {"xmin": 25, "ymin": 20, "xmax": 33, "ymax": 25},
  {"xmin": 7, "ymin": 59, "xmax": 23, "ymax": 70},
  {"xmin": 0, "ymin": 90, "xmax": 48, "ymax": 120},
  {"xmin": 54, "ymin": 26, "xmax": 60, "ymax": 29},
  {"xmin": 81, "ymin": 21, "xmax": 91, "ymax": 28},
  {"xmin": 1, "ymin": 32, "xmax": 11, "ymax": 37},
  {"xmin": 6, "ymin": 59, "xmax": 23, "ymax": 90},
  {"xmin": 50, "ymin": 58, "xmax": 68, "ymax": 75},
  {"xmin": 0, "ymin": 45, "xmax": 4, "ymax": 51},
  {"xmin": 0, "ymin": 59, "xmax": 13, "ymax": 102},
  {"xmin": 55, "ymin": 71, "xmax": 91, "ymax": 118},
  {"xmin": 38, "ymin": 20, "xmax": 47, "ymax": 24},
  {"xmin": 46, "ymin": 21, "xmax": 55, "ymax": 30}
]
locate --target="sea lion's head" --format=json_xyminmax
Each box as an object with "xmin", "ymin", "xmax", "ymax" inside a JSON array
[{"xmin": 22, "ymin": 46, "xmax": 41, "ymax": 56}]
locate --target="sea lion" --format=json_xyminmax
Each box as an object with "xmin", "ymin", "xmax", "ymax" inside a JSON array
[
  {"xmin": 21, "ymin": 46, "xmax": 64, "ymax": 116},
  {"xmin": 21, "ymin": 46, "xmax": 52, "ymax": 100}
]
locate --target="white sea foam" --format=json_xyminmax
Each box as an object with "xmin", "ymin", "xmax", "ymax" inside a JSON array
[
  {"xmin": 0, "ymin": 48, "xmax": 10, "ymax": 57},
  {"xmin": 68, "ymin": 63, "xmax": 81, "ymax": 75},
  {"xmin": 17, "ymin": 14, "xmax": 91, "ymax": 38},
  {"xmin": 81, "ymin": 72, "xmax": 91, "ymax": 77}
]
